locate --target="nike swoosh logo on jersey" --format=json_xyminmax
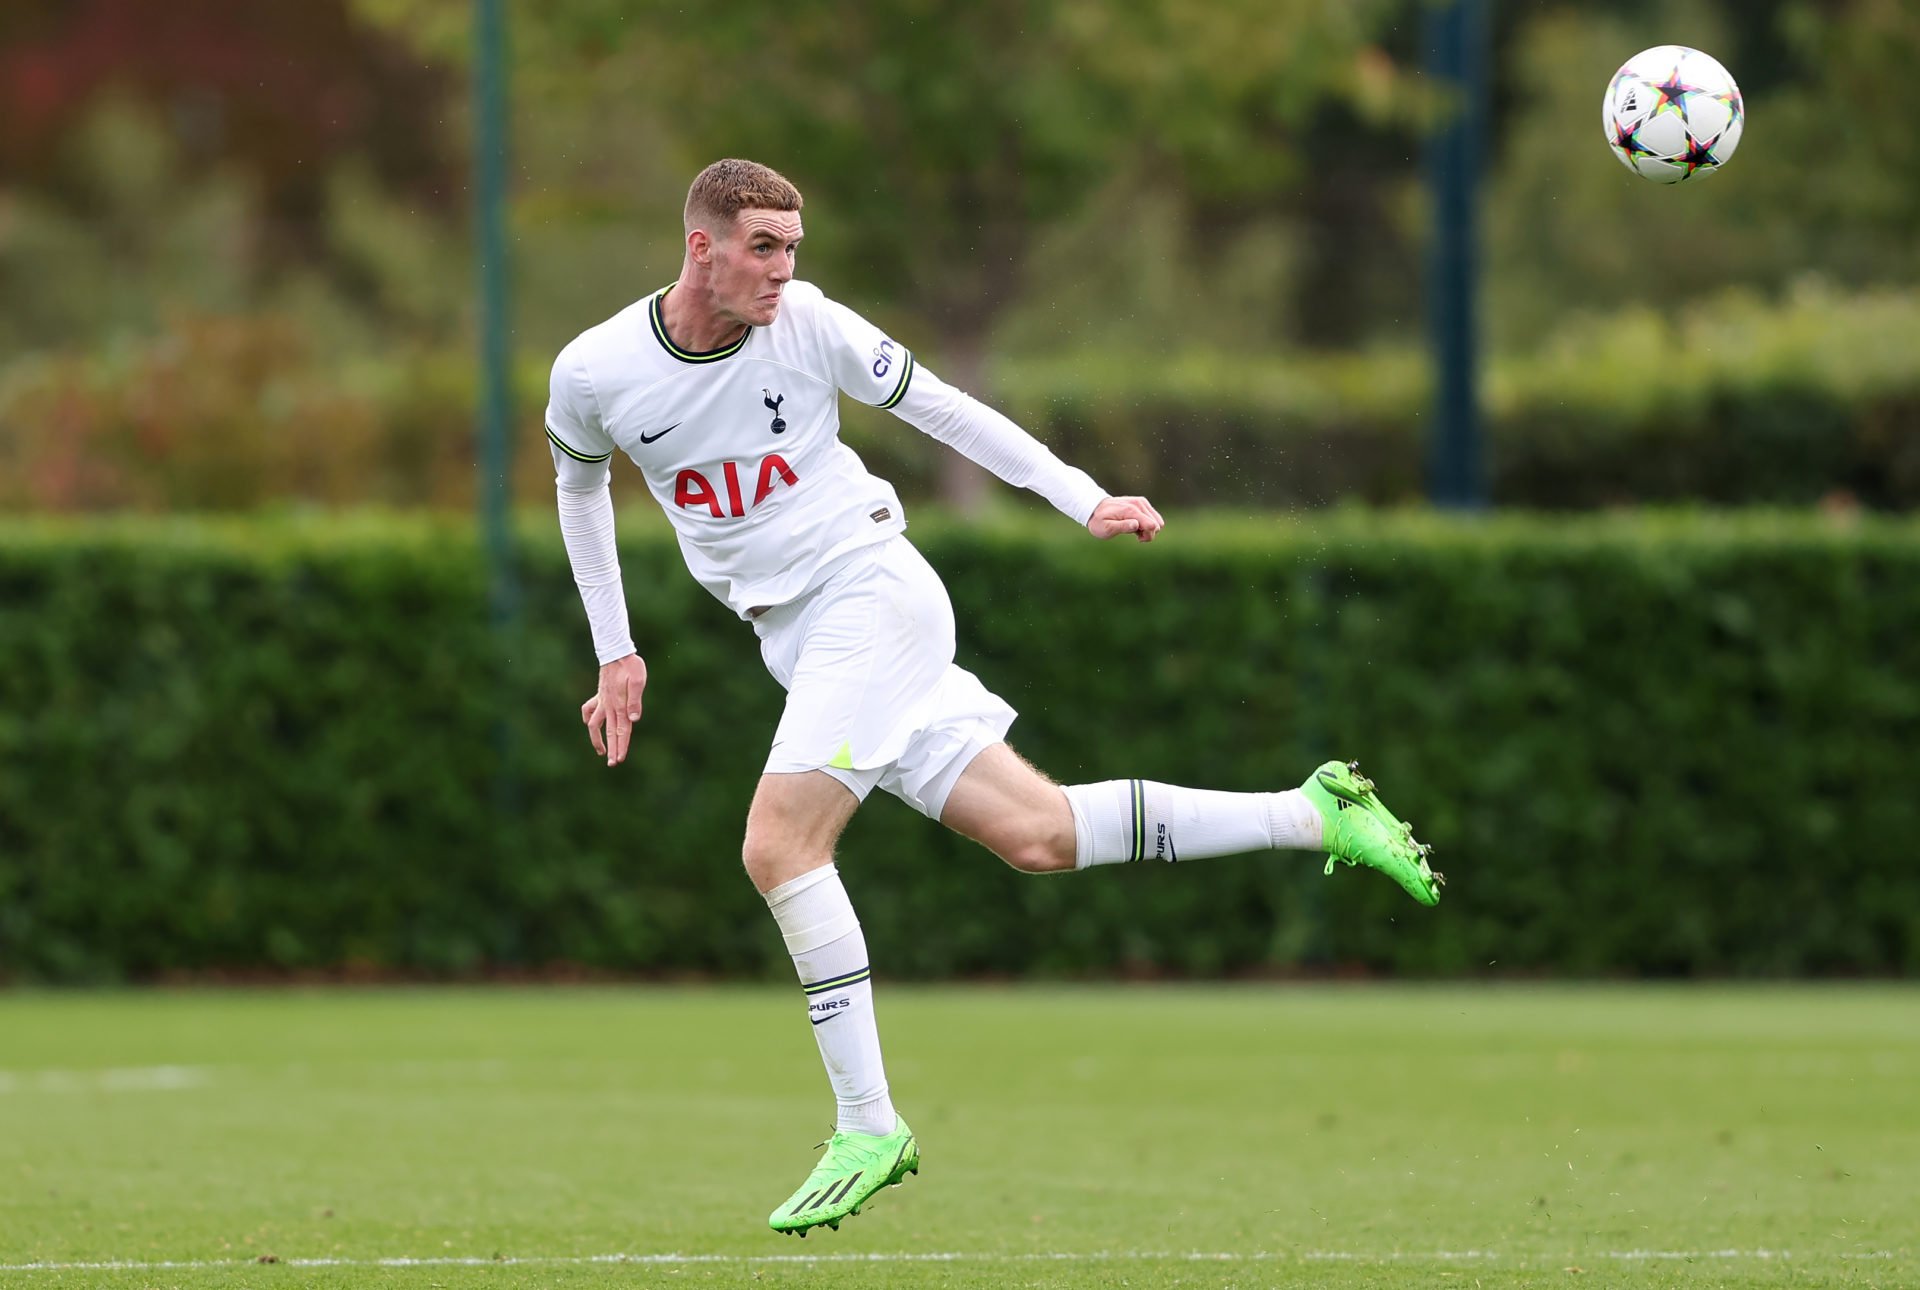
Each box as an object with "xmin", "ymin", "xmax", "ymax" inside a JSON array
[{"xmin": 638, "ymin": 422, "xmax": 682, "ymax": 444}]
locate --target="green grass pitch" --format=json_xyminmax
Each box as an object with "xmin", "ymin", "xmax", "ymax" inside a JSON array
[{"xmin": 2, "ymin": 985, "xmax": 1915, "ymax": 1288}]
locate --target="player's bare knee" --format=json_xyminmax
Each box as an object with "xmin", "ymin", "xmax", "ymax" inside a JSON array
[
  {"xmin": 739, "ymin": 835, "xmax": 770, "ymax": 885},
  {"xmin": 741, "ymin": 832, "xmax": 829, "ymax": 890},
  {"xmin": 997, "ymin": 828, "xmax": 1076, "ymax": 875}
]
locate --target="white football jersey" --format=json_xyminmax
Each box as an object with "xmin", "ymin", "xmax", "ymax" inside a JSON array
[{"xmin": 547, "ymin": 280, "xmax": 923, "ymax": 616}]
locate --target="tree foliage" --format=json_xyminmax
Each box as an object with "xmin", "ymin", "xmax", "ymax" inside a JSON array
[{"xmin": 481, "ymin": 0, "xmax": 1413, "ymax": 348}]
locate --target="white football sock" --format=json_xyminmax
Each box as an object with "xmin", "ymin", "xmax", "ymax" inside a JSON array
[
  {"xmin": 1061, "ymin": 781, "xmax": 1324, "ymax": 869},
  {"xmin": 763, "ymin": 864, "xmax": 896, "ymax": 1137}
]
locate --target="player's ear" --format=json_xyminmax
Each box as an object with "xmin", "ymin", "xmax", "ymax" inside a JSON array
[{"xmin": 687, "ymin": 228, "xmax": 712, "ymax": 265}]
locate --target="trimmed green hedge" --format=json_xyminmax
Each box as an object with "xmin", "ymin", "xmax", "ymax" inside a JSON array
[{"xmin": 3, "ymin": 509, "xmax": 1917, "ymax": 982}]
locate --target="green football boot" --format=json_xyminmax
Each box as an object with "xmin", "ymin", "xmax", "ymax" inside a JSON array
[
  {"xmin": 768, "ymin": 1116, "xmax": 919, "ymax": 1237},
  {"xmin": 1299, "ymin": 760, "xmax": 1444, "ymax": 907}
]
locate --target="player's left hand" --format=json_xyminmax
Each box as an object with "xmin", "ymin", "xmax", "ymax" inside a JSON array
[
  {"xmin": 582, "ymin": 652, "xmax": 649, "ymax": 767},
  {"xmin": 1088, "ymin": 495, "xmax": 1165, "ymax": 543}
]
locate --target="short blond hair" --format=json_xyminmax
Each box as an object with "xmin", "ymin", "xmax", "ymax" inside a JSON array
[{"xmin": 684, "ymin": 159, "xmax": 803, "ymax": 233}]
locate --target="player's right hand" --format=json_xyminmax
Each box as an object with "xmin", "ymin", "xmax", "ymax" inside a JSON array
[
  {"xmin": 1088, "ymin": 495, "xmax": 1165, "ymax": 543},
  {"xmin": 584, "ymin": 653, "xmax": 649, "ymax": 767}
]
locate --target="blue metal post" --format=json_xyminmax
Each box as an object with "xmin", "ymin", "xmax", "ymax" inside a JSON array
[
  {"xmin": 1424, "ymin": 0, "xmax": 1488, "ymax": 508},
  {"xmin": 474, "ymin": 0, "xmax": 513, "ymax": 595},
  {"xmin": 474, "ymin": 0, "xmax": 518, "ymax": 815}
]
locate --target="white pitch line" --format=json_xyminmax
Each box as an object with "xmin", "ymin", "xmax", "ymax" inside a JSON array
[
  {"xmin": 0, "ymin": 1065, "xmax": 210, "ymax": 1094},
  {"xmin": 0, "ymin": 1249, "xmax": 1900, "ymax": 1273}
]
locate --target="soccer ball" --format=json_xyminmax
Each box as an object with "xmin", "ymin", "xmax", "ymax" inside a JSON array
[{"xmin": 1603, "ymin": 45, "xmax": 1744, "ymax": 183}]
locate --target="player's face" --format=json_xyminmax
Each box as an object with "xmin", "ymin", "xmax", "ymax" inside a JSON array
[{"xmin": 711, "ymin": 209, "xmax": 802, "ymax": 327}]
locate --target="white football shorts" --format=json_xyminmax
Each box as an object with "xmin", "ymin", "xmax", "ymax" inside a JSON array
[{"xmin": 753, "ymin": 535, "xmax": 1015, "ymax": 819}]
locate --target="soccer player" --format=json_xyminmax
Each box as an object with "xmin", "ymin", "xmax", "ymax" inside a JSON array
[{"xmin": 548, "ymin": 159, "xmax": 1442, "ymax": 1238}]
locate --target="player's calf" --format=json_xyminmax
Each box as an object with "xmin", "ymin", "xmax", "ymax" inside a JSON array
[
  {"xmin": 1052, "ymin": 766, "xmax": 1442, "ymax": 906},
  {"xmin": 1059, "ymin": 778, "xmax": 1314, "ymax": 867}
]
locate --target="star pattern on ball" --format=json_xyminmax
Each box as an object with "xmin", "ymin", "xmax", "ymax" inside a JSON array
[
  {"xmin": 1650, "ymin": 63, "xmax": 1704, "ymax": 116},
  {"xmin": 1674, "ymin": 128, "xmax": 1724, "ymax": 178},
  {"xmin": 1611, "ymin": 119, "xmax": 1656, "ymax": 160}
]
